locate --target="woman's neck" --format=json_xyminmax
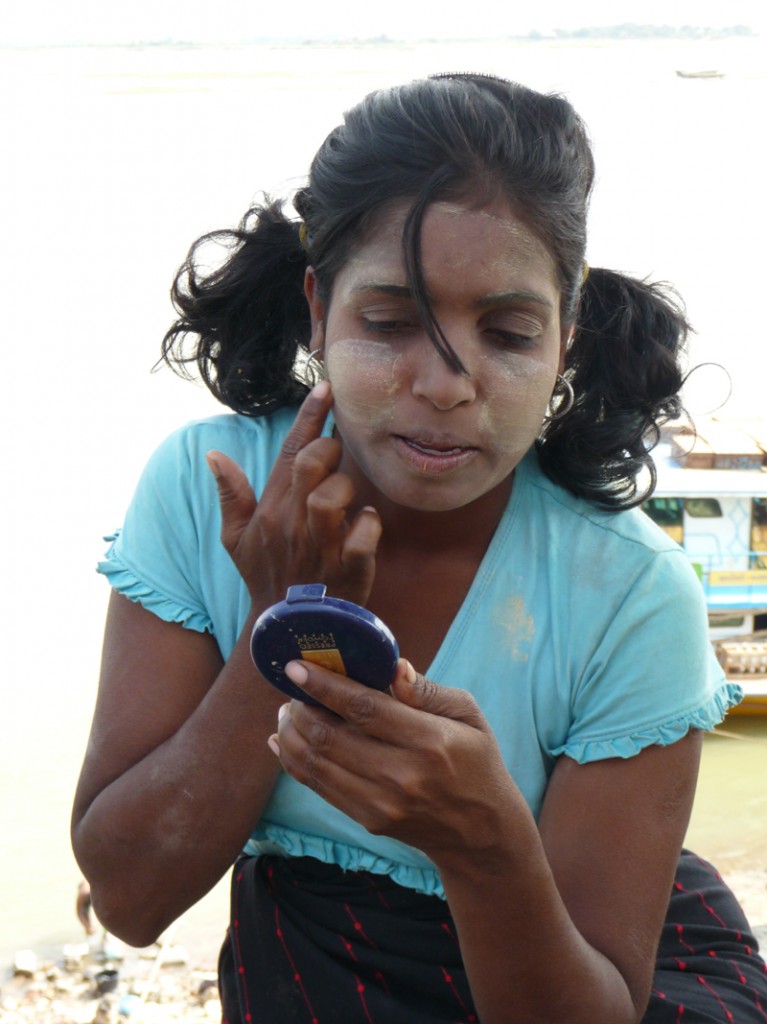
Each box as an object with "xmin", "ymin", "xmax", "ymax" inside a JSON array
[{"xmin": 358, "ymin": 471, "xmax": 515, "ymax": 559}]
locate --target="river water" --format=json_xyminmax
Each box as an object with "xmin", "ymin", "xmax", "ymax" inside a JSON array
[{"xmin": 1, "ymin": 35, "xmax": 765, "ymax": 968}]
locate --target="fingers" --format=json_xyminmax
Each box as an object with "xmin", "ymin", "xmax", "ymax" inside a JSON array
[
  {"xmin": 269, "ymin": 663, "xmax": 506, "ymax": 850},
  {"xmin": 272, "ymin": 380, "xmax": 334, "ymax": 481},
  {"xmin": 390, "ymin": 660, "xmax": 487, "ymax": 728},
  {"xmin": 208, "ymin": 380, "xmax": 380, "ymax": 607},
  {"xmin": 206, "ymin": 450, "xmax": 257, "ymax": 555},
  {"xmin": 272, "ymin": 708, "xmax": 399, "ymax": 833},
  {"xmin": 304, "ymin": 486, "xmax": 381, "ymax": 593},
  {"xmin": 342, "ymin": 507, "xmax": 382, "ymax": 585},
  {"xmin": 261, "ymin": 381, "xmax": 355, "ymax": 543},
  {"xmin": 272, "ymin": 696, "xmax": 420, "ymax": 836},
  {"xmin": 286, "ymin": 660, "xmax": 386, "ymax": 732},
  {"xmin": 282, "ymin": 660, "xmax": 485, "ymax": 741},
  {"xmin": 279, "ymin": 701, "xmax": 377, "ymax": 777},
  {"xmin": 258, "ymin": 379, "xmax": 337, "ymax": 518},
  {"xmin": 269, "ymin": 669, "xmax": 494, "ymax": 842},
  {"xmin": 301, "ymin": 444, "xmax": 351, "ymax": 542}
]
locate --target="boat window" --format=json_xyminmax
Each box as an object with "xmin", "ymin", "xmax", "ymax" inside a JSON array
[
  {"xmin": 752, "ymin": 498, "xmax": 767, "ymax": 569},
  {"xmin": 642, "ymin": 498, "xmax": 684, "ymax": 543},
  {"xmin": 684, "ymin": 498, "xmax": 723, "ymax": 518},
  {"xmin": 708, "ymin": 613, "xmax": 746, "ymax": 630}
]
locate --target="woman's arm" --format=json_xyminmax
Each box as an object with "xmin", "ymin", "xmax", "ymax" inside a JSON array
[
  {"xmin": 71, "ymin": 593, "xmax": 284, "ymax": 946},
  {"xmin": 72, "ymin": 383, "xmax": 382, "ymax": 945},
  {"xmin": 273, "ymin": 661, "xmax": 701, "ymax": 1024},
  {"xmin": 440, "ymin": 731, "xmax": 701, "ymax": 1024}
]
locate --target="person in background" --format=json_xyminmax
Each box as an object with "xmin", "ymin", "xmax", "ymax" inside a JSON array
[
  {"xmin": 72, "ymin": 74, "xmax": 766, "ymax": 1022},
  {"xmin": 76, "ymin": 880, "xmax": 95, "ymax": 936}
]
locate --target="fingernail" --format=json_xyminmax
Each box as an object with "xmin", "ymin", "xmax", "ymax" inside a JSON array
[
  {"xmin": 205, "ymin": 452, "xmax": 221, "ymax": 480},
  {"xmin": 267, "ymin": 734, "xmax": 280, "ymax": 757},
  {"xmin": 278, "ymin": 703, "xmax": 290, "ymax": 723},
  {"xmin": 311, "ymin": 380, "xmax": 330, "ymax": 399},
  {"xmin": 285, "ymin": 661, "xmax": 309, "ymax": 685},
  {"xmin": 404, "ymin": 659, "xmax": 417, "ymax": 684}
]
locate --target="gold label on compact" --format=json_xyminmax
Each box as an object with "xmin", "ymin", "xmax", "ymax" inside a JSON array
[
  {"xmin": 300, "ymin": 648, "xmax": 348, "ymax": 674},
  {"xmin": 295, "ymin": 632, "xmax": 348, "ymax": 676}
]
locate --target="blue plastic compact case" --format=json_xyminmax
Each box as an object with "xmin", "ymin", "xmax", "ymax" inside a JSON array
[{"xmin": 250, "ymin": 584, "xmax": 400, "ymax": 705}]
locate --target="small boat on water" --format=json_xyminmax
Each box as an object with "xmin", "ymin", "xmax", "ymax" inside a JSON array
[
  {"xmin": 676, "ymin": 70, "xmax": 726, "ymax": 79},
  {"xmin": 644, "ymin": 418, "xmax": 767, "ymax": 715}
]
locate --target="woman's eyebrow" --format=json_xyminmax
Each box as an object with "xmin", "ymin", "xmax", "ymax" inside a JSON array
[
  {"xmin": 350, "ymin": 282, "xmax": 412, "ymax": 298},
  {"xmin": 350, "ymin": 283, "xmax": 554, "ymax": 311},
  {"xmin": 476, "ymin": 290, "xmax": 554, "ymax": 310}
]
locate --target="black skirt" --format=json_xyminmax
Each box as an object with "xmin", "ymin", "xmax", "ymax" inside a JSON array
[{"xmin": 219, "ymin": 850, "xmax": 767, "ymax": 1023}]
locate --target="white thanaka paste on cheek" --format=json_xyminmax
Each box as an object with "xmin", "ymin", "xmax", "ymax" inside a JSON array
[
  {"xmin": 326, "ymin": 337, "xmax": 401, "ymax": 429},
  {"xmin": 473, "ymin": 349, "xmax": 557, "ymax": 454}
]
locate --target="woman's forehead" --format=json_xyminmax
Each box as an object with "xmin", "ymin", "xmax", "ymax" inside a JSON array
[{"xmin": 345, "ymin": 198, "xmax": 557, "ymax": 280}]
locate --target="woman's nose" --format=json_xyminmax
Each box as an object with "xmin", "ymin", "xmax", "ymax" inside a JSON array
[{"xmin": 410, "ymin": 337, "xmax": 477, "ymax": 410}]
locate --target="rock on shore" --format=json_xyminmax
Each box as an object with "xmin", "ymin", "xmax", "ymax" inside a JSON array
[{"xmin": 1, "ymin": 937, "xmax": 220, "ymax": 1024}]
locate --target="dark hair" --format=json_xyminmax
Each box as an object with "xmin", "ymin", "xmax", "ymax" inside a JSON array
[
  {"xmin": 540, "ymin": 269, "xmax": 686, "ymax": 507},
  {"xmin": 161, "ymin": 73, "xmax": 688, "ymax": 508}
]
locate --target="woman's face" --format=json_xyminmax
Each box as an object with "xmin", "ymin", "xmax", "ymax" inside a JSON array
[{"xmin": 306, "ymin": 198, "xmax": 567, "ymax": 514}]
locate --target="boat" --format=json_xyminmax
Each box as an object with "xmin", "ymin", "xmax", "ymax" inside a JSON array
[
  {"xmin": 676, "ymin": 70, "xmax": 726, "ymax": 79},
  {"xmin": 644, "ymin": 418, "xmax": 767, "ymax": 715}
]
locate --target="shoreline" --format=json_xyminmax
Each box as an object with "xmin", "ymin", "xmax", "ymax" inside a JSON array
[
  {"xmin": 3, "ymin": 866, "xmax": 764, "ymax": 1024},
  {"xmin": 714, "ymin": 864, "xmax": 767, "ymax": 940}
]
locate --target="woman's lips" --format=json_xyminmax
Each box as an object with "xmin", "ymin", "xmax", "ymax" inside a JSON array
[
  {"xmin": 407, "ymin": 439, "xmax": 463, "ymax": 455},
  {"xmin": 393, "ymin": 434, "xmax": 478, "ymax": 474}
]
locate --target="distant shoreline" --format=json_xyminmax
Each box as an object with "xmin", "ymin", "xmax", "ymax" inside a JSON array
[{"xmin": 0, "ymin": 24, "xmax": 759, "ymax": 50}]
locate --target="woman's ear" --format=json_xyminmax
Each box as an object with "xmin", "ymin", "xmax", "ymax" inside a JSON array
[
  {"xmin": 559, "ymin": 326, "xmax": 574, "ymax": 375},
  {"xmin": 304, "ymin": 267, "xmax": 326, "ymax": 351}
]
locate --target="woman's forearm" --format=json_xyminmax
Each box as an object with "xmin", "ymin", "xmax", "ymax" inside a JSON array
[
  {"xmin": 433, "ymin": 735, "xmax": 699, "ymax": 1024},
  {"xmin": 72, "ymin": 612, "xmax": 284, "ymax": 946},
  {"xmin": 437, "ymin": 813, "xmax": 641, "ymax": 1024}
]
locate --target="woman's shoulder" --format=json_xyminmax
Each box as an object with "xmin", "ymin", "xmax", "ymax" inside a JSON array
[
  {"xmin": 515, "ymin": 447, "xmax": 704, "ymax": 607},
  {"xmin": 162, "ymin": 404, "xmax": 302, "ymax": 452},
  {"xmin": 520, "ymin": 448, "xmax": 681, "ymax": 558},
  {"xmin": 144, "ymin": 405, "xmax": 305, "ymax": 479}
]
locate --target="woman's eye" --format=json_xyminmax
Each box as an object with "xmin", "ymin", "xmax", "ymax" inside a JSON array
[
  {"xmin": 483, "ymin": 309, "xmax": 546, "ymax": 349},
  {"xmin": 362, "ymin": 318, "xmax": 418, "ymax": 335},
  {"xmin": 487, "ymin": 328, "xmax": 537, "ymax": 349}
]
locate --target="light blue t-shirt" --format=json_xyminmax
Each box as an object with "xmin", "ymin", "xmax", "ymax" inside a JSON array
[{"xmin": 99, "ymin": 406, "xmax": 741, "ymax": 898}]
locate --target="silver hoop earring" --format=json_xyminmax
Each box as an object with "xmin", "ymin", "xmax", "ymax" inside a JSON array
[
  {"xmin": 546, "ymin": 374, "xmax": 575, "ymax": 421},
  {"xmin": 304, "ymin": 347, "xmax": 326, "ymax": 387}
]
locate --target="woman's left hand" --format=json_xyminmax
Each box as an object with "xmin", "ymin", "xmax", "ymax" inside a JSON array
[
  {"xmin": 269, "ymin": 657, "xmax": 703, "ymax": 1024},
  {"xmin": 269, "ymin": 658, "xmax": 514, "ymax": 860}
]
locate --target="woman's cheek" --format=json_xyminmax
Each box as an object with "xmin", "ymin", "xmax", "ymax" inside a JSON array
[
  {"xmin": 479, "ymin": 354, "xmax": 556, "ymax": 453},
  {"xmin": 326, "ymin": 338, "xmax": 400, "ymax": 428}
]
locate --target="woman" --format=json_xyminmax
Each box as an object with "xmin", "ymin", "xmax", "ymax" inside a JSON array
[{"xmin": 72, "ymin": 74, "xmax": 765, "ymax": 1022}]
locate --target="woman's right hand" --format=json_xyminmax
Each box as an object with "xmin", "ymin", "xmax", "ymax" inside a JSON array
[
  {"xmin": 206, "ymin": 381, "xmax": 381, "ymax": 610},
  {"xmin": 73, "ymin": 382, "xmax": 380, "ymax": 945}
]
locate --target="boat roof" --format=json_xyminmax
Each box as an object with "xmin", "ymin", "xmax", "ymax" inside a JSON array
[
  {"xmin": 651, "ymin": 453, "xmax": 767, "ymax": 498},
  {"xmin": 649, "ymin": 418, "xmax": 767, "ymax": 498}
]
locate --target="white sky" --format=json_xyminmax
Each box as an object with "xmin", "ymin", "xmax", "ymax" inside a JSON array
[{"xmin": 1, "ymin": 0, "xmax": 765, "ymax": 45}]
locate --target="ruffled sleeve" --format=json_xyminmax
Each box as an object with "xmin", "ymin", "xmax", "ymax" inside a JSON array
[
  {"xmin": 551, "ymin": 547, "xmax": 741, "ymax": 764},
  {"xmin": 95, "ymin": 407, "xmax": 329, "ymax": 660},
  {"xmin": 559, "ymin": 680, "xmax": 742, "ymax": 764},
  {"xmin": 95, "ymin": 419, "xmax": 232, "ymax": 640},
  {"xmin": 99, "ymin": 530, "xmax": 214, "ymax": 634},
  {"xmin": 245, "ymin": 822, "xmax": 446, "ymax": 899}
]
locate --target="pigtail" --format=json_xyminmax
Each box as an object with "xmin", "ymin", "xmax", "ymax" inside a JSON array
[
  {"xmin": 160, "ymin": 199, "xmax": 311, "ymax": 416},
  {"xmin": 538, "ymin": 268, "xmax": 689, "ymax": 509}
]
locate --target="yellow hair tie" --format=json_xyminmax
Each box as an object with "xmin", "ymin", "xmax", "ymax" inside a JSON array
[
  {"xmin": 581, "ymin": 261, "xmax": 589, "ymax": 286},
  {"xmin": 298, "ymin": 222, "xmax": 309, "ymax": 251}
]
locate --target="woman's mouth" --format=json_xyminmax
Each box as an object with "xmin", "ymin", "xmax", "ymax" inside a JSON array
[
  {"xmin": 408, "ymin": 439, "xmax": 463, "ymax": 455},
  {"xmin": 393, "ymin": 434, "xmax": 478, "ymax": 474}
]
